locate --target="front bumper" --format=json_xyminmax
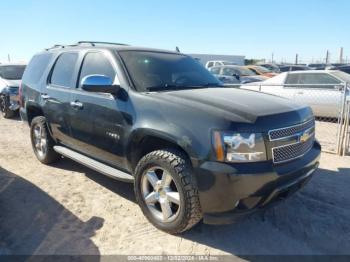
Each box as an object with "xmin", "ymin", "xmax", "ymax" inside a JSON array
[{"xmin": 194, "ymin": 141, "xmax": 321, "ymax": 225}]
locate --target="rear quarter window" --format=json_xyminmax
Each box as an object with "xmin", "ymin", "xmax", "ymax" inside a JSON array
[{"xmin": 22, "ymin": 53, "xmax": 53, "ymax": 85}]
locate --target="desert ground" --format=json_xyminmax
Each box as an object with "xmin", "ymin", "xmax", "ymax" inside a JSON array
[{"xmin": 0, "ymin": 116, "xmax": 350, "ymax": 258}]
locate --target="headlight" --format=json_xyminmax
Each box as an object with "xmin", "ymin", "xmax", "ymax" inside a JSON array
[{"xmin": 213, "ymin": 131, "xmax": 267, "ymax": 163}]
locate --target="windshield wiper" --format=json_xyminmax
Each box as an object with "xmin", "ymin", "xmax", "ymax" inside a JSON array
[
  {"xmin": 146, "ymin": 83, "xmax": 223, "ymax": 92},
  {"xmin": 145, "ymin": 84, "xmax": 184, "ymax": 92}
]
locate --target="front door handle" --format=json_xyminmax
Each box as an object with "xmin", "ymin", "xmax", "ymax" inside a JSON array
[
  {"xmin": 296, "ymin": 91, "xmax": 304, "ymax": 95},
  {"xmin": 70, "ymin": 101, "xmax": 84, "ymax": 109},
  {"xmin": 41, "ymin": 94, "xmax": 50, "ymax": 100}
]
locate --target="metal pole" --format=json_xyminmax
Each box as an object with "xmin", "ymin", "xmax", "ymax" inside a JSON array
[
  {"xmin": 340, "ymin": 47, "xmax": 344, "ymax": 64},
  {"xmin": 326, "ymin": 50, "xmax": 330, "ymax": 64},
  {"xmin": 337, "ymin": 82, "xmax": 348, "ymax": 155},
  {"xmin": 343, "ymin": 101, "xmax": 350, "ymax": 156}
]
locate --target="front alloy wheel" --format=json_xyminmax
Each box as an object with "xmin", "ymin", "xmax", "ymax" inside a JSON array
[
  {"xmin": 134, "ymin": 149, "xmax": 202, "ymax": 234},
  {"xmin": 141, "ymin": 167, "xmax": 181, "ymax": 223}
]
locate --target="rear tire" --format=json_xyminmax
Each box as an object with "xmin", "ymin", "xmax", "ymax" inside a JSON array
[
  {"xmin": 0, "ymin": 95, "xmax": 15, "ymax": 119},
  {"xmin": 134, "ymin": 149, "xmax": 202, "ymax": 234},
  {"xmin": 30, "ymin": 116, "xmax": 61, "ymax": 164}
]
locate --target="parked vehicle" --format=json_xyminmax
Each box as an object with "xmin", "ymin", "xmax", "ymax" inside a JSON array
[
  {"xmin": 279, "ymin": 65, "xmax": 311, "ymax": 72},
  {"xmin": 328, "ymin": 65, "xmax": 350, "ymax": 74},
  {"xmin": 209, "ymin": 65, "xmax": 267, "ymax": 84},
  {"xmin": 257, "ymin": 63, "xmax": 280, "ymax": 73},
  {"xmin": 307, "ymin": 63, "xmax": 327, "ymax": 70},
  {"xmin": 20, "ymin": 42, "xmax": 321, "ymax": 233},
  {"xmin": 0, "ymin": 63, "xmax": 26, "ymax": 118},
  {"xmin": 245, "ymin": 65, "xmax": 278, "ymax": 78},
  {"xmin": 205, "ymin": 60, "xmax": 236, "ymax": 69},
  {"xmin": 242, "ymin": 70, "xmax": 350, "ymax": 118}
]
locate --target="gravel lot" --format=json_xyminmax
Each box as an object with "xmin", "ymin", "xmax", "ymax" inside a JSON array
[{"xmin": 0, "ymin": 116, "xmax": 350, "ymax": 257}]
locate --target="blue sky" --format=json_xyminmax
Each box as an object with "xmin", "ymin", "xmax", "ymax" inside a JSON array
[{"xmin": 1, "ymin": 0, "xmax": 349, "ymax": 63}]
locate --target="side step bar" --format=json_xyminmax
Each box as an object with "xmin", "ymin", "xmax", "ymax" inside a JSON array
[{"xmin": 53, "ymin": 146, "xmax": 134, "ymax": 183}]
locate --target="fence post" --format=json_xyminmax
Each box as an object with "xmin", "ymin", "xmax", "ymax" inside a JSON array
[
  {"xmin": 337, "ymin": 82, "xmax": 348, "ymax": 155},
  {"xmin": 343, "ymin": 97, "xmax": 350, "ymax": 156}
]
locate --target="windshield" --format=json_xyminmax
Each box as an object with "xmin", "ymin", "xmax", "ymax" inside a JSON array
[
  {"xmin": 255, "ymin": 66, "xmax": 271, "ymax": 73},
  {"xmin": 222, "ymin": 61, "xmax": 236, "ymax": 65},
  {"xmin": 0, "ymin": 65, "xmax": 26, "ymax": 80},
  {"xmin": 119, "ymin": 51, "xmax": 221, "ymax": 91},
  {"xmin": 237, "ymin": 67, "xmax": 257, "ymax": 76}
]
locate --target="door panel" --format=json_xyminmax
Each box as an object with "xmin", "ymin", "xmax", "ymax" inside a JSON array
[
  {"xmin": 43, "ymin": 52, "xmax": 79, "ymax": 146},
  {"xmin": 68, "ymin": 51, "xmax": 128, "ymax": 169},
  {"xmin": 69, "ymin": 91, "xmax": 128, "ymax": 169}
]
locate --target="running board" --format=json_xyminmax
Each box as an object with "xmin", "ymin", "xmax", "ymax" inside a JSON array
[{"xmin": 53, "ymin": 146, "xmax": 134, "ymax": 183}]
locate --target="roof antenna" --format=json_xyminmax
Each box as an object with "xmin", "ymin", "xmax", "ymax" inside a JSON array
[{"xmin": 175, "ymin": 46, "xmax": 180, "ymax": 53}]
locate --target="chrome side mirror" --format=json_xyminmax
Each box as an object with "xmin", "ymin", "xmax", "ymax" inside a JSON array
[{"xmin": 81, "ymin": 75, "xmax": 119, "ymax": 94}]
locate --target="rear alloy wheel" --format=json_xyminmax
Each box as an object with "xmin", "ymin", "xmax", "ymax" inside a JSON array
[
  {"xmin": 30, "ymin": 116, "xmax": 61, "ymax": 164},
  {"xmin": 134, "ymin": 149, "xmax": 202, "ymax": 234}
]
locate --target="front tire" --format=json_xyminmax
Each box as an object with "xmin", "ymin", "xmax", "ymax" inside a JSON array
[
  {"xmin": 30, "ymin": 116, "xmax": 61, "ymax": 164},
  {"xmin": 134, "ymin": 149, "xmax": 202, "ymax": 234}
]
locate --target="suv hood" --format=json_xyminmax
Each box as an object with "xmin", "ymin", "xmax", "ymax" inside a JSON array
[{"xmin": 154, "ymin": 88, "xmax": 308, "ymax": 124}]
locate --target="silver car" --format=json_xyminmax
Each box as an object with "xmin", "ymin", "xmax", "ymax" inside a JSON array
[
  {"xmin": 0, "ymin": 63, "xmax": 26, "ymax": 118},
  {"xmin": 241, "ymin": 70, "xmax": 350, "ymax": 118}
]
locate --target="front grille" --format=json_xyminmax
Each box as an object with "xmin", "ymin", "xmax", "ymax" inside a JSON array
[
  {"xmin": 272, "ymin": 135, "xmax": 314, "ymax": 163},
  {"xmin": 269, "ymin": 118, "xmax": 315, "ymax": 141},
  {"xmin": 269, "ymin": 119, "xmax": 315, "ymax": 164}
]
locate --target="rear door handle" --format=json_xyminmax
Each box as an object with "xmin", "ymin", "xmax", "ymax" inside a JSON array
[
  {"xmin": 296, "ymin": 91, "xmax": 304, "ymax": 95},
  {"xmin": 70, "ymin": 101, "xmax": 84, "ymax": 109}
]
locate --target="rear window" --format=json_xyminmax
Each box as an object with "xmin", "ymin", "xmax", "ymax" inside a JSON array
[
  {"xmin": 0, "ymin": 65, "xmax": 26, "ymax": 80},
  {"xmin": 22, "ymin": 53, "xmax": 53, "ymax": 84},
  {"xmin": 50, "ymin": 53, "xmax": 79, "ymax": 88}
]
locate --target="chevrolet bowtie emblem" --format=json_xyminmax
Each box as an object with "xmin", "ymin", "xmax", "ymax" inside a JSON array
[{"xmin": 300, "ymin": 131, "xmax": 310, "ymax": 143}]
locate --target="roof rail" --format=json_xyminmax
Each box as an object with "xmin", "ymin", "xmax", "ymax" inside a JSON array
[
  {"xmin": 77, "ymin": 41, "xmax": 129, "ymax": 46},
  {"xmin": 45, "ymin": 44, "xmax": 66, "ymax": 51}
]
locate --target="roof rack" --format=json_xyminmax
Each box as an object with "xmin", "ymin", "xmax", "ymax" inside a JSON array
[
  {"xmin": 44, "ymin": 41, "xmax": 129, "ymax": 51},
  {"xmin": 76, "ymin": 41, "xmax": 129, "ymax": 46},
  {"xmin": 45, "ymin": 44, "xmax": 66, "ymax": 51}
]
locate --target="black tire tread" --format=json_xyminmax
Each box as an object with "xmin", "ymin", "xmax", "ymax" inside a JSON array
[{"xmin": 135, "ymin": 149, "xmax": 202, "ymax": 234}]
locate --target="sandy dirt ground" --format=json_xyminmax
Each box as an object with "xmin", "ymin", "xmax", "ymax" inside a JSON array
[{"xmin": 0, "ymin": 116, "xmax": 350, "ymax": 258}]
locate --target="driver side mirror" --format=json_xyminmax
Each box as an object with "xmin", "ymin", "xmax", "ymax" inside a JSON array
[{"xmin": 81, "ymin": 75, "xmax": 120, "ymax": 94}]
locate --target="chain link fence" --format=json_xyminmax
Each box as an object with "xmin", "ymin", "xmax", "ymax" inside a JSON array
[{"xmin": 225, "ymin": 82, "xmax": 349, "ymax": 155}]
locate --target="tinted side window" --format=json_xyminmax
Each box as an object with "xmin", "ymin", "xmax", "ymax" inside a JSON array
[
  {"xmin": 249, "ymin": 68, "xmax": 259, "ymax": 74},
  {"xmin": 22, "ymin": 53, "xmax": 53, "ymax": 85},
  {"xmin": 299, "ymin": 73, "xmax": 339, "ymax": 87},
  {"xmin": 50, "ymin": 53, "xmax": 79, "ymax": 88},
  {"xmin": 285, "ymin": 74, "xmax": 300, "ymax": 85},
  {"xmin": 209, "ymin": 67, "xmax": 221, "ymax": 74},
  {"xmin": 78, "ymin": 52, "xmax": 115, "ymax": 87},
  {"xmin": 222, "ymin": 67, "xmax": 237, "ymax": 76},
  {"xmin": 207, "ymin": 62, "xmax": 214, "ymax": 68}
]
